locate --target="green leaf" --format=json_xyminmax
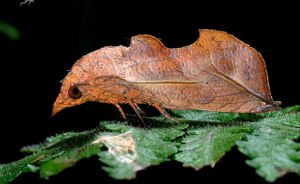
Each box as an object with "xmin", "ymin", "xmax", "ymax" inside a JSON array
[
  {"xmin": 0, "ymin": 128, "xmax": 100, "ymax": 184},
  {"xmin": 172, "ymin": 109, "xmax": 241, "ymax": 122},
  {"xmin": 169, "ymin": 110, "xmax": 250, "ymax": 169},
  {"xmin": 174, "ymin": 124, "xmax": 250, "ymax": 169},
  {"xmin": 0, "ymin": 106, "xmax": 299, "ymax": 183},
  {"xmin": 0, "ymin": 154, "xmax": 44, "ymax": 184},
  {"xmin": 0, "ymin": 20, "xmax": 21, "ymax": 41},
  {"xmin": 95, "ymin": 121, "xmax": 188, "ymax": 179},
  {"xmin": 237, "ymin": 110, "xmax": 300, "ymax": 182}
]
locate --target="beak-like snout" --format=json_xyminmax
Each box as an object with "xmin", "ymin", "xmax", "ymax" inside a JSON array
[
  {"xmin": 51, "ymin": 92, "xmax": 88, "ymax": 117},
  {"xmin": 51, "ymin": 94, "xmax": 66, "ymax": 117}
]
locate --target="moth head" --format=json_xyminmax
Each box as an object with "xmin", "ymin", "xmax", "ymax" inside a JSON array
[
  {"xmin": 52, "ymin": 63, "xmax": 92, "ymax": 117},
  {"xmin": 52, "ymin": 48, "xmax": 122, "ymax": 117}
]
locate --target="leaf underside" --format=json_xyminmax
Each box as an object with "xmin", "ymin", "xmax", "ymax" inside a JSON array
[{"xmin": 0, "ymin": 106, "xmax": 299, "ymax": 183}]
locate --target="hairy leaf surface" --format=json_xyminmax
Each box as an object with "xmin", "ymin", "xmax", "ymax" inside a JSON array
[{"xmin": 0, "ymin": 106, "xmax": 299, "ymax": 183}]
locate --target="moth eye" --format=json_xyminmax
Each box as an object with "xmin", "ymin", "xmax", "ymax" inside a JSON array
[{"xmin": 68, "ymin": 85, "xmax": 82, "ymax": 99}]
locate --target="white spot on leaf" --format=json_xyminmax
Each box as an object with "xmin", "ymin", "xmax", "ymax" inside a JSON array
[{"xmin": 92, "ymin": 131, "xmax": 137, "ymax": 163}]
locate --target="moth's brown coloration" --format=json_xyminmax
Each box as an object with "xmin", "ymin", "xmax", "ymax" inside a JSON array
[{"xmin": 52, "ymin": 29, "xmax": 281, "ymax": 123}]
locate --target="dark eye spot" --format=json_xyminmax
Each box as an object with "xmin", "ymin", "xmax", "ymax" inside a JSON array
[{"xmin": 68, "ymin": 85, "xmax": 82, "ymax": 99}]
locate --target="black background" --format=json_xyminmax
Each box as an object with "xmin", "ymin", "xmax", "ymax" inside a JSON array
[{"xmin": 0, "ymin": 0, "xmax": 299, "ymax": 184}]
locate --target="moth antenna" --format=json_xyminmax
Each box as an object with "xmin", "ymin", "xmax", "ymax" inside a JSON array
[
  {"xmin": 153, "ymin": 104, "xmax": 180, "ymax": 124},
  {"xmin": 129, "ymin": 100, "xmax": 146, "ymax": 124},
  {"xmin": 108, "ymin": 100, "xmax": 126, "ymax": 120}
]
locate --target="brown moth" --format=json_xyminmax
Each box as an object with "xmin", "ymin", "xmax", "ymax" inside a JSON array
[{"xmin": 52, "ymin": 29, "xmax": 281, "ymax": 123}]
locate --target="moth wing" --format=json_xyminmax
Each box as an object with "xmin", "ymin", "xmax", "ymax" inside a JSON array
[{"xmin": 117, "ymin": 31, "xmax": 279, "ymax": 113}]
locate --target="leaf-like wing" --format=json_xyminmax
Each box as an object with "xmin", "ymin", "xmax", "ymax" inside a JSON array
[{"xmin": 104, "ymin": 30, "xmax": 280, "ymax": 113}]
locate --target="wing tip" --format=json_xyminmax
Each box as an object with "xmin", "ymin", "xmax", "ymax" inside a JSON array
[{"xmin": 258, "ymin": 101, "xmax": 282, "ymax": 113}]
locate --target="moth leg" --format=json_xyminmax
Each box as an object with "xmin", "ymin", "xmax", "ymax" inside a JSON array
[
  {"xmin": 108, "ymin": 100, "xmax": 126, "ymax": 120},
  {"xmin": 114, "ymin": 103, "xmax": 127, "ymax": 120},
  {"xmin": 134, "ymin": 102, "xmax": 147, "ymax": 116},
  {"xmin": 129, "ymin": 100, "xmax": 145, "ymax": 124},
  {"xmin": 153, "ymin": 104, "xmax": 180, "ymax": 124}
]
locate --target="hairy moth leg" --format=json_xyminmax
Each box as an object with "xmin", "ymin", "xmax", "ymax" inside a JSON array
[
  {"xmin": 129, "ymin": 100, "xmax": 145, "ymax": 124},
  {"xmin": 153, "ymin": 104, "xmax": 180, "ymax": 124},
  {"xmin": 135, "ymin": 103, "xmax": 147, "ymax": 116},
  {"xmin": 108, "ymin": 100, "xmax": 126, "ymax": 120}
]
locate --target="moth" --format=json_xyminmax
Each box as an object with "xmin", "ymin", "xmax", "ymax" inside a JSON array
[{"xmin": 52, "ymin": 29, "xmax": 281, "ymax": 123}]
